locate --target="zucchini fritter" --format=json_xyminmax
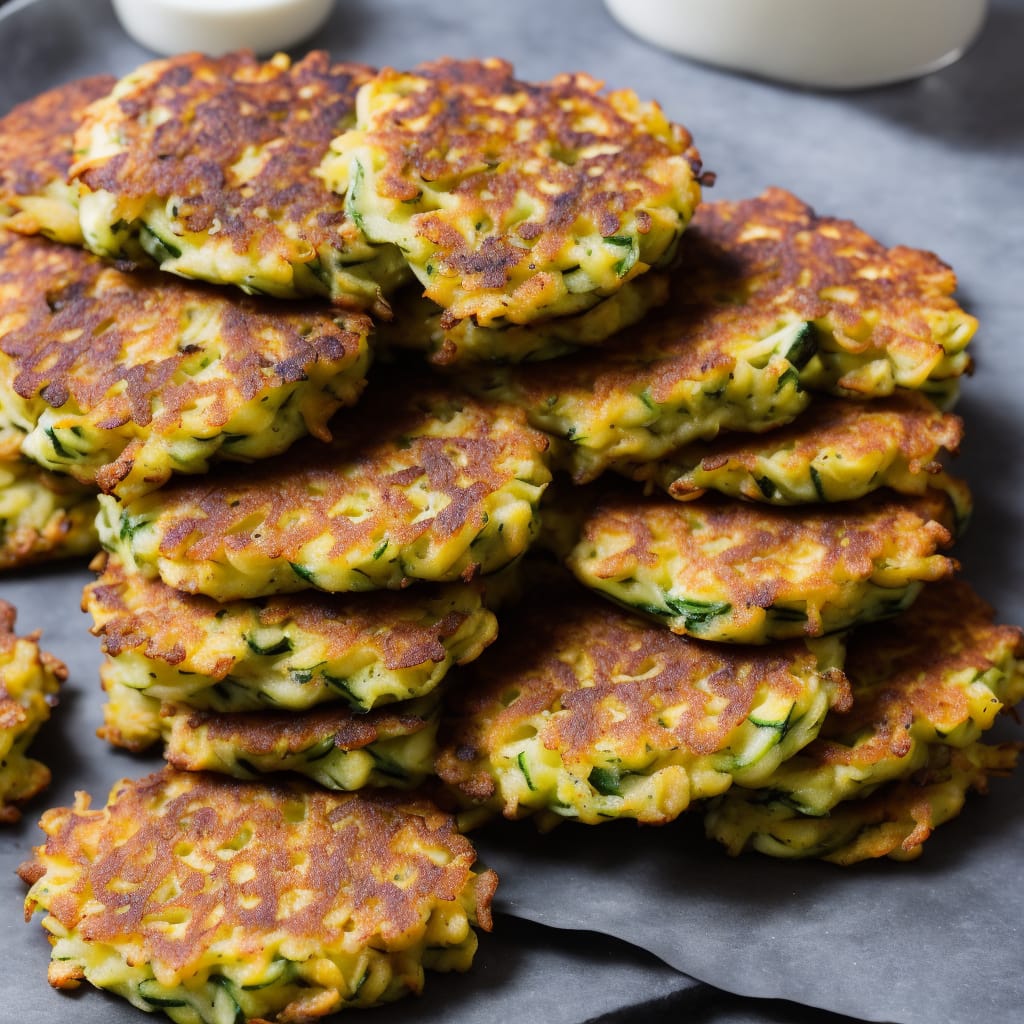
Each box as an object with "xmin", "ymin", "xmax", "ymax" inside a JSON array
[
  {"xmin": 72, "ymin": 52, "xmax": 408, "ymax": 311},
  {"xmin": 0, "ymin": 75, "xmax": 115, "ymax": 244},
  {"xmin": 0, "ymin": 601, "xmax": 66, "ymax": 822},
  {"xmin": 0, "ymin": 459, "xmax": 98, "ymax": 569},
  {"xmin": 0, "ymin": 231, "xmax": 371, "ymax": 501},
  {"xmin": 706, "ymin": 742, "xmax": 1019, "ymax": 864},
  {"xmin": 20, "ymin": 770, "xmax": 496, "ymax": 1022},
  {"xmin": 97, "ymin": 382, "xmax": 551, "ymax": 600},
  {"xmin": 321, "ymin": 58, "xmax": 702, "ymax": 329},
  {"xmin": 705, "ymin": 578, "xmax": 1024, "ymax": 821},
  {"xmin": 680, "ymin": 187, "xmax": 975, "ymax": 401},
  {"xmin": 562, "ymin": 486, "xmax": 963, "ymax": 643},
  {"xmin": 436, "ymin": 583, "xmax": 850, "ymax": 825},
  {"xmin": 630, "ymin": 393, "xmax": 963, "ymax": 506},
  {"xmin": 377, "ymin": 272, "xmax": 669, "ymax": 366},
  {"xmin": 463, "ymin": 188, "xmax": 975, "ymax": 481},
  {"xmin": 100, "ymin": 669, "xmax": 441, "ymax": 790},
  {"xmin": 85, "ymin": 554, "xmax": 497, "ymax": 713}
]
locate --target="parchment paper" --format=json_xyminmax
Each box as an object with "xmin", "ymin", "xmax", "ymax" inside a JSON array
[{"xmin": 1, "ymin": 1, "xmax": 1021, "ymax": 1022}]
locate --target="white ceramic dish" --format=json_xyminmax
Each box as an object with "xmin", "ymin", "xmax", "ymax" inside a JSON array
[
  {"xmin": 111, "ymin": 0, "xmax": 335, "ymax": 56},
  {"xmin": 605, "ymin": 0, "xmax": 988, "ymax": 89}
]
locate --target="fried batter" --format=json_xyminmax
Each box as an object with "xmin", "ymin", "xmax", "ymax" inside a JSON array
[
  {"xmin": 0, "ymin": 601, "xmax": 66, "ymax": 822},
  {"xmin": 72, "ymin": 52, "xmax": 408, "ymax": 311},
  {"xmin": 562, "ymin": 486, "xmax": 963, "ymax": 643},
  {"xmin": 20, "ymin": 770, "xmax": 496, "ymax": 1021},
  {"xmin": 321, "ymin": 58, "xmax": 702, "ymax": 328},
  {"xmin": 0, "ymin": 75, "xmax": 115, "ymax": 244},
  {"xmin": 97, "ymin": 380, "xmax": 551, "ymax": 600},
  {"xmin": 436, "ymin": 578, "xmax": 849, "ymax": 825},
  {"xmin": 0, "ymin": 231, "xmax": 371, "ymax": 501}
]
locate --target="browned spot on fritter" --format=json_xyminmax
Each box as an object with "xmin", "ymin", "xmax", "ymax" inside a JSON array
[
  {"xmin": 19, "ymin": 769, "xmax": 495, "ymax": 972},
  {"xmin": 364, "ymin": 57, "xmax": 701, "ymax": 288},
  {"xmin": 487, "ymin": 298, "xmax": 781, "ymax": 409},
  {"xmin": 436, "ymin": 587, "xmax": 848, "ymax": 790},
  {"xmin": 72, "ymin": 52, "xmax": 372, "ymax": 263},
  {"xmin": 813, "ymin": 579, "xmax": 1024, "ymax": 767},
  {"xmin": 0, "ymin": 232, "xmax": 369, "ymax": 478},
  {"xmin": 166, "ymin": 702, "xmax": 431, "ymax": 765},
  {"xmin": 580, "ymin": 488, "xmax": 957, "ymax": 631},
  {"xmin": 0, "ymin": 76, "xmax": 115, "ymax": 207},
  {"xmin": 144, "ymin": 385, "xmax": 546, "ymax": 570},
  {"xmin": 668, "ymin": 392, "xmax": 962, "ymax": 490},
  {"xmin": 86, "ymin": 555, "xmax": 483, "ymax": 676},
  {"xmin": 680, "ymin": 187, "xmax": 973, "ymax": 383}
]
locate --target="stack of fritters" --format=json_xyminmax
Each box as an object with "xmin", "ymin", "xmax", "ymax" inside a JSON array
[{"xmin": 2, "ymin": 46, "xmax": 1021, "ymax": 1024}]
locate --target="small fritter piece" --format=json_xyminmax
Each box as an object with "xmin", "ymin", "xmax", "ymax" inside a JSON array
[
  {"xmin": 0, "ymin": 231, "xmax": 371, "ymax": 501},
  {"xmin": 85, "ymin": 554, "xmax": 497, "ymax": 713},
  {"xmin": 679, "ymin": 188, "xmax": 975, "ymax": 403},
  {"xmin": 0, "ymin": 75, "xmax": 115, "ymax": 244},
  {"xmin": 630, "ymin": 393, "xmax": 964, "ymax": 506},
  {"xmin": 563, "ymin": 486, "xmax": 962, "ymax": 643},
  {"xmin": 100, "ymin": 668, "xmax": 441, "ymax": 788},
  {"xmin": 377, "ymin": 273, "xmax": 669, "ymax": 366},
  {"xmin": 0, "ymin": 459, "xmax": 98, "ymax": 570},
  {"xmin": 464, "ymin": 303, "xmax": 816, "ymax": 483},
  {"xmin": 462, "ymin": 188, "xmax": 975, "ymax": 482},
  {"xmin": 706, "ymin": 579, "xmax": 1024, "ymax": 818},
  {"xmin": 0, "ymin": 601, "xmax": 67, "ymax": 822},
  {"xmin": 72, "ymin": 52, "xmax": 408, "ymax": 311},
  {"xmin": 436, "ymin": 584, "xmax": 850, "ymax": 826},
  {"xmin": 97, "ymin": 383, "xmax": 551, "ymax": 600},
  {"xmin": 705, "ymin": 742, "xmax": 1019, "ymax": 864},
  {"xmin": 19, "ymin": 770, "xmax": 497, "ymax": 1022},
  {"xmin": 321, "ymin": 58, "xmax": 702, "ymax": 328}
]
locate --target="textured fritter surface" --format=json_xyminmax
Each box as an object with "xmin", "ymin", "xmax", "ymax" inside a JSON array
[
  {"xmin": 100, "ymin": 669, "xmax": 441, "ymax": 790},
  {"xmin": 97, "ymin": 383, "xmax": 551, "ymax": 600},
  {"xmin": 0, "ymin": 459, "xmax": 98, "ymax": 570},
  {"xmin": 464, "ymin": 301, "xmax": 816, "ymax": 482},
  {"xmin": 0, "ymin": 601, "xmax": 67, "ymax": 822},
  {"xmin": 378, "ymin": 273, "xmax": 669, "ymax": 366},
  {"xmin": 679, "ymin": 188, "xmax": 975, "ymax": 402},
  {"xmin": 564, "ymin": 487, "xmax": 961, "ymax": 643},
  {"xmin": 20, "ymin": 770, "xmax": 496, "ymax": 1022},
  {"xmin": 0, "ymin": 231, "xmax": 371, "ymax": 501},
  {"xmin": 322, "ymin": 58, "xmax": 702, "ymax": 328},
  {"xmin": 463, "ymin": 188, "xmax": 975, "ymax": 481},
  {"xmin": 436, "ymin": 583, "xmax": 850, "ymax": 825},
  {"xmin": 707, "ymin": 578, "xmax": 1024, "ymax": 821},
  {"xmin": 0, "ymin": 75, "xmax": 115, "ymax": 244},
  {"xmin": 72, "ymin": 52, "xmax": 407, "ymax": 310},
  {"xmin": 706, "ymin": 742, "xmax": 1019, "ymax": 864},
  {"xmin": 85, "ymin": 555, "xmax": 497, "ymax": 713},
  {"xmin": 632, "ymin": 393, "xmax": 964, "ymax": 506}
]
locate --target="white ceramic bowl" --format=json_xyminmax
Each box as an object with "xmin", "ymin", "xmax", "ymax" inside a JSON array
[
  {"xmin": 604, "ymin": 0, "xmax": 988, "ymax": 89},
  {"xmin": 111, "ymin": 0, "xmax": 335, "ymax": 57}
]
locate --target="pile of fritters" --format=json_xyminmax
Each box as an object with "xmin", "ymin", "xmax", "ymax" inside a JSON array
[{"xmin": 2, "ymin": 49, "xmax": 1021, "ymax": 1023}]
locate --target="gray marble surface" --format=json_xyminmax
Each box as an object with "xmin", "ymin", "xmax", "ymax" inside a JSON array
[{"xmin": 1, "ymin": 1, "xmax": 1022, "ymax": 1023}]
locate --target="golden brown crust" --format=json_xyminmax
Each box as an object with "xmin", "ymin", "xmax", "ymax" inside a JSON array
[
  {"xmin": 680, "ymin": 187, "xmax": 973, "ymax": 387},
  {"xmin": 582, "ymin": 488, "xmax": 956, "ymax": 614},
  {"xmin": 73, "ymin": 52, "xmax": 373, "ymax": 265},
  {"xmin": 166, "ymin": 702, "xmax": 432, "ymax": 763},
  {"xmin": 668, "ymin": 393, "xmax": 961, "ymax": 495},
  {"xmin": 86, "ymin": 554, "xmax": 481, "ymax": 676},
  {"xmin": 0, "ymin": 231, "xmax": 369, "ymax": 481},
  {"xmin": 363, "ymin": 58, "xmax": 700, "ymax": 319},
  {"xmin": 143, "ymin": 385, "xmax": 547, "ymax": 572},
  {"xmin": 22, "ymin": 770, "xmax": 493, "ymax": 975},
  {"xmin": 0, "ymin": 76, "xmax": 115, "ymax": 209},
  {"xmin": 437, "ymin": 588, "xmax": 847, "ymax": 789},
  {"xmin": 816, "ymin": 579, "xmax": 1024, "ymax": 767}
]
